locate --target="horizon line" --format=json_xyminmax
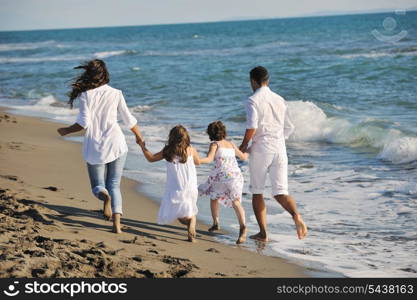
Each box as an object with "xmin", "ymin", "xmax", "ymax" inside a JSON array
[{"xmin": 1, "ymin": 7, "xmax": 416, "ymax": 33}]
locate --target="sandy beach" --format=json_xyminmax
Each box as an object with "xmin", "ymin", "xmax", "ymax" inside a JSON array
[{"xmin": 0, "ymin": 108, "xmax": 308, "ymax": 278}]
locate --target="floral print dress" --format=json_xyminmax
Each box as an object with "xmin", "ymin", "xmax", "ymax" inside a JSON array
[{"xmin": 198, "ymin": 144, "xmax": 244, "ymax": 207}]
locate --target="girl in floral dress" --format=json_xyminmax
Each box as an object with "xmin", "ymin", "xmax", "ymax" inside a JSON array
[{"xmin": 198, "ymin": 121, "xmax": 249, "ymax": 244}]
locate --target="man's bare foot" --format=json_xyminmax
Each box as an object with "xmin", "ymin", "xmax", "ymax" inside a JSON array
[
  {"xmin": 236, "ymin": 225, "xmax": 247, "ymax": 244},
  {"xmin": 249, "ymin": 232, "xmax": 268, "ymax": 242},
  {"xmin": 293, "ymin": 214, "xmax": 308, "ymax": 239},
  {"xmin": 208, "ymin": 223, "xmax": 220, "ymax": 232},
  {"xmin": 98, "ymin": 191, "xmax": 112, "ymax": 220}
]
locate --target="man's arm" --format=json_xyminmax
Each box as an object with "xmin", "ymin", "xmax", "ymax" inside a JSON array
[
  {"xmin": 239, "ymin": 128, "xmax": 256, "ymax": 152},
  {"xmin": 284, "ymin": 105, "xmax": 295, "ymax": 140},
  {"xmin": 240, "ymin": 98, "xmax": 258, "ymax": 152}
]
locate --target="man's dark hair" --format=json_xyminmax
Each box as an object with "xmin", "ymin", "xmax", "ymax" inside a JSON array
[{"xmin": 250, "ymin": 66, "xmax": 269, "ymax": 85}]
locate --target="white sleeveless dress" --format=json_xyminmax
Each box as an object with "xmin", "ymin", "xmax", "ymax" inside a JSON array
[
  {"xmin": 158, "ymin": 155, "xmax": 199, "ymax": 225},
  {"xmin": 198, "ymin": 145, "xmax": 244, "ymax": 208}
]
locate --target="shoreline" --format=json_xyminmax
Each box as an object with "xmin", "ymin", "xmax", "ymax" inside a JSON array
[{"xmin": 0, "ymin": 107, "xmax": 329, "ymax": 278}]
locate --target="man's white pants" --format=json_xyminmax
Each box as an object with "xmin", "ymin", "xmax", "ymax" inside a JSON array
[{"xmin": 249, "ymin": 150, "xmax": 289, "ymax": 196}]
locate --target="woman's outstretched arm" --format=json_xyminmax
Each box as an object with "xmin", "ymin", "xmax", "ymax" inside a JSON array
[
  {"xmin": 130, "ymin": 124, "xmax": 144, "ymax": 144},
  {"xmin": 138, "ymin": 141, "xmax": 163, "ymax": 162},
  {"xmin": 58, "ymin": 92, "xmax": 88, "ymax": 136},
  {"xmin": 198, "ymin": 142, "xmax": 218, "ymax": 164}
]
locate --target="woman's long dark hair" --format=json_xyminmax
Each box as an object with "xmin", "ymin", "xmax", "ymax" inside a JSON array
[
  {"xmin": 163, "ymin": 125, "xmax": 191, "ymax": 163},
  {"xmin": 68, "ymin": 59, "xmax": 110, "ymax": 108}
]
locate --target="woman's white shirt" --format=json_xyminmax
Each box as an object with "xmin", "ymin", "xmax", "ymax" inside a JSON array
[{"xmin": 75, "ymin": 84, "xmax": 137, "ymax": 165}]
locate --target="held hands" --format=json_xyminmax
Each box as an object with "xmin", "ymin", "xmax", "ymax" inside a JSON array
[
  {"xmin": 239, "ymin": 143, "xmax": 248, "ymax": 153},
  {"xmin": 135, "ymin": 136, "xmax": 146, "ymax": 149},
  {"xmin": 242, "ymin": 152, "xmax": 249, "ymax": 161}
]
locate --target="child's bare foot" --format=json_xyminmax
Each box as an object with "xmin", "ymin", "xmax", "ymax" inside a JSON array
[
  {"xmin": 293, "ymin": 214, "xmax": 308, "ymax": 239},
  {"xmin": 249, "ymin": 232, "xmax": 268, "ymax": 242},
  {"xmin": 112, "ymin": 226, "xmax": 122, "ymax": 234},
  {"xmin": 187, "ymin": 216, "xmax": 196, "ymax": 243},
  {"xmin": 208, "ymin": 223, "xmax": 220, "ymax": 232},
  {"xmin": 178, "ymin": 218, "xmax": 190, "ymax": 226},
  {"xmin": 187, "ymin": 231, "xmax": 196, "ymax": 242},
  {"xmin": 98, "ymin": 190, "xmax": 112, "ymax": 220},
  {"xmin": 236, "ymin": 225, "xmax": 247, "ymax": 244}
]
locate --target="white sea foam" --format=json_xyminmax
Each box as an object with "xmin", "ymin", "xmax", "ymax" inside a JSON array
[
  {"xmin": 287, "ymin": 101, "xmax": 417, "ymax": 164},
  {"xmin": 0, "ymin": 49, "xmax": 136, "ymax": 64},
  {"xmin": 0, "ymin": 40, "xmax": 57, "ymax": 52},
  {"xmin": 340, "ymin": 50, "xmax": 417, "ymax": 59},
  {"xmin": 0, "ymin": 55, "xmax": 86, "ymax": 64},
  {"xmin": 94, "ymin": 50, "xmax": 136, "ymax": 59},
  {"xmin": 379, "ymin": 136, "xmax": 417, "ymax": 164},
  {"xmin": 7, "ymin": 95, "xmax": 77, "ymax": 123},
  {"xmin": 132, "ymin": 105, "xmax": 153, "ymax": 112},
  {"xmin": 141, "ymin": 41, "xmax": 289, "ymax": 57},
  {"xmin": 395, "ymin": 182, "xmax": 417, "ymax": 196}
]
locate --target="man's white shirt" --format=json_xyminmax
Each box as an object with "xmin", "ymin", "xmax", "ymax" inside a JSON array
[{"xmin": 246, "ymin": 86, "xmax": 294, "ymax": 153}]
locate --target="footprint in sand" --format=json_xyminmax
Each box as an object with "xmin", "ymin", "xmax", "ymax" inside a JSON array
[
  {"xmin": 120, "ymin": 236, "xmax": 138, "ymax": 244},
  {"xmin": 205, "ymin": 248, "xmax": 220, "ymax": 253},
  {"xmin": 0, "ymin": 175, "xmax": 18, "ymax": 181},
  {"xmin": 43, "ymin": 186, "xmax": 58, "ymax": 192},
  {"xmin": 0, "ymin": 114, "xmax": 17, "ymax": 123}
]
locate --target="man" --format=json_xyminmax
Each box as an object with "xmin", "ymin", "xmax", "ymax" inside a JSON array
[{"xmin": 239, "ymin": 66, "xmax": 307, "ymax": 241}]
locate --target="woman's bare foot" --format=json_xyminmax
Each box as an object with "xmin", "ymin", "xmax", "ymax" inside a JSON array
[
  {"xmin": 208, "ymin": 223, "xmax": 220, "ymax": 232},
  {"xmin": 293, "ymin": 214, "xmax": 308, "ymax": 239},
  {"xmin": 98, "ymin": 190, "xmax": 112, "ymax": 220},
  {"xmin": 249, "ymin": 232, "xmax": 268, "ymax": 242},
  {"xmin": 236, "ymin": 225, "xmax": 247, "ymax": 244},
  {"xmin": 112, "ymin": 213, "xmax": 122, "ymax": 234}
]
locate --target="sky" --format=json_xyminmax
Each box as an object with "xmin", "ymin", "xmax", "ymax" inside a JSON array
[{"xmin": 1, "ymin": 0, "xmax": 416, "ymax": 31}]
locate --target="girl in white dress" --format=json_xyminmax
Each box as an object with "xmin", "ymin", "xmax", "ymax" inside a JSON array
[
  {"xmin": 198, "ymin": 121, "xmax": 249, "ymax": 244},
  {"xmin": 138, "ymin": 125, "xmax": 200, "ymax": 242}
]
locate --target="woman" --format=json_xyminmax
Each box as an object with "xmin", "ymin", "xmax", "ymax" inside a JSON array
[{"xmin": 57, "ymin": 59, "xmax": 144, "ymax": 233}]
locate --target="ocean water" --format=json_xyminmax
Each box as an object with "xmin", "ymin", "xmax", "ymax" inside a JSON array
[{"xmin": 1, "ymin": 12, "xmax": 417, "ymax": 277}]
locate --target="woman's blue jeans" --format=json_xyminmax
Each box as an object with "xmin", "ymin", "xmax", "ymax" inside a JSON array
[{"xmin": 86, "ymin": 153, "xmax": 127, "ymax": 215}]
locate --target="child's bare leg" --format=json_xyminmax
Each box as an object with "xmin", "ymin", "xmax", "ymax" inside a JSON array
[
  {"xmin": 232, "ymin": 200, "xmax": 247, "ymax": 244},
  {"xmin": 178, "ymin": 217, "xmax": 190, "ymax": 225},
  {"xmin": 208, "ymin": 199, "xmax": 220, "ymax": 232},
  {"xmin": 187, "ymin": 215, "xmax": 196, "ymax": 242},
  {"xmin": 112, "ymin": 213, "xmax": 122, "ymax": 234}
]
